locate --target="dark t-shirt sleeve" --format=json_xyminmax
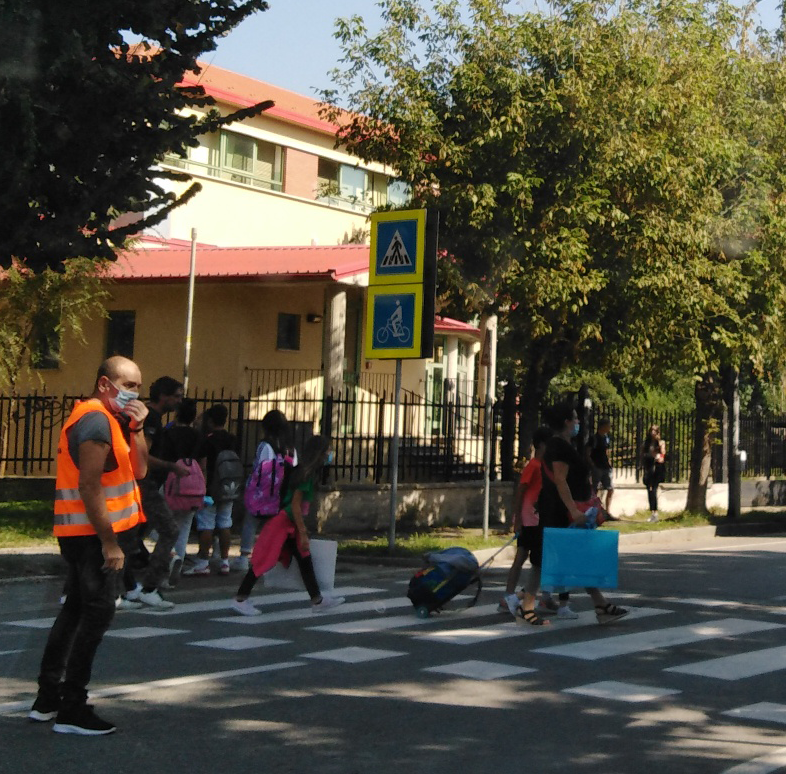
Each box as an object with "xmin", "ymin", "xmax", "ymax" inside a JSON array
[{"xmin": 66, "ymin": 411, "xmax": 118, "ymax": 471}]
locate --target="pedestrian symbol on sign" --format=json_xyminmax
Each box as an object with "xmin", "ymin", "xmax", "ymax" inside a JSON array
[{"xmin": 380, "ymin": 230, "xmax": 413, "ymax": 268}]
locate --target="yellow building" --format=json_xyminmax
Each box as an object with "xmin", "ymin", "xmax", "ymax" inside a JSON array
[{"xmin": 24, "ymin": 62, "xmax": 480, "ymax": 404}]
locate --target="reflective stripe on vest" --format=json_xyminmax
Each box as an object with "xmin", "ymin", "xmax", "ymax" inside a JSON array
[{"xmin": 53, "ymin": 399, "xmax": 145, "ymax": 538}]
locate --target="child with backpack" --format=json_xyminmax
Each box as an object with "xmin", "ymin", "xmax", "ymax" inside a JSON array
[
  {"xmin": 231, "ymin": 410, "xmax": 297, "ymax": 572},
  {"xmin": 231, "ymin": 435, "xmax": 344, "ymax": 616},
  {"xmin": 183, "ymin": 404, "xmax": 244, "ymax": 577}
]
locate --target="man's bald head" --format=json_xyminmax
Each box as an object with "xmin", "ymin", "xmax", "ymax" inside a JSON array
[{"xmin": 93, "ymin": 356, "xmax": 143, "ymax": 402}]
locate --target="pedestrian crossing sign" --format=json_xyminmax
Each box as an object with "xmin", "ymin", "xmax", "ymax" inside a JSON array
[{"xmin": 369, "ymin": 209, "xmax": 426, "ymax": 286}]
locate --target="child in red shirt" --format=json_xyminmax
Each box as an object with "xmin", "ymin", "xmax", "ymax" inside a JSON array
[{"xmin": 501, "ymin": 426, "xmax": 552, "ymax": 613}]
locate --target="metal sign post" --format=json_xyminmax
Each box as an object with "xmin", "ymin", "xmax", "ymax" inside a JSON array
[
  {"xmin": 388, "ymin": 358, "xmax": 403, "ymax": 551},
  {"xmin": 364, "ymin": 208, "xmax": 438, "ymax": 554},
  {"xmin": 481, "ymin": 316, "xmax": 497, "ymax": 540}
]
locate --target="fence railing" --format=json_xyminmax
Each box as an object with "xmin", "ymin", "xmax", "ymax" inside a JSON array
[
  {"xmin": 1, "ymin": 389, "xmax": 781, "ymax": 485},
  {"xmin": 0, "ymin": 390, "xmax": 501, "ymax": 484}
]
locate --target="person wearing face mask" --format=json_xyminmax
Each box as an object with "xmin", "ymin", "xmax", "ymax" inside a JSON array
[
  {"xmin": 29, "ymin": 356, "xmax": 149, "ymax": 735},
  {"xmin": 590, "ymin": 417, "xmax": 616, "ymax": 519},
  {"xmin": 231, "ymin": 435, "xmax": 344, "ymax": 616},
  {"xmin": 522, "ymin": 401, "xmax": 629, "ymax": 626},
  {"xmin": 126, "ymin": 376, "xmax": 189, "ymax": 610}
]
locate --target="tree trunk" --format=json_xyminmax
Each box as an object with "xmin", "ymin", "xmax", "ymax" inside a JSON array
[{"xmin": 686, "ymin": 373, "xmax": 722, "ymax": 513}]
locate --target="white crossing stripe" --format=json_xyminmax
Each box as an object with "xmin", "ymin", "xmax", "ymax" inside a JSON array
[
  {"xmin": 306, "ymin": 603, "xmax": 502, "ymax": 634},
  {"xmin": 106, "ymin": 626, "xmax": 188, "ymax": 639},
  {"xmin": 423, "ymin": 660, "xmax": 536, "ymax": 680},
  {"xmin": 723, "ymin": 703, "xmax": 786, "ymax": 726},
  {"xmin": 0, "ymin": 661, "xmax": 306, "ymax": 716},
  {"xmin": 533, "ymin": 618, "xmax": 784, "ymax": 660},
  {"xmin": 417, "ymin": 607, "xmax": 670, "ymax": 646},
  {"xmin": 212, "ymin": 596, "xmax": 413, "ymax": 625},
  {"xmin": 301, "ymin": 646, "xmax": 406, "ymax": 663},
  {"xmin": 137, "ymin": 586, "xmax": 382, "ymax": 616},
  {"xmin": 189, "ymin": 636, "xmax": 290, "ymax": 651},
  {"xmin": 4, "ymin": 617, "xmax": 56, "ymax": 629},
  {"xmin": 667, "ymin": 645, "xmax": 786, "ymax": 680},
  {"xmin": 718, "ymin": 745, "xmax": 786, "ymax": 774},
  {"xmin": 563, "ymin": 680, "xmax": 680, "ymax": 703}
]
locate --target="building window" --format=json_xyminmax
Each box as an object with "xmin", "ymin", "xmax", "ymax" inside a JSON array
[
  {"xmin": 276, "ymin": 313, "xmax": 301, "ymax": 351},
  {"xmin": 164, "ymin": 130, "xmax": 283, "ymax": 191},
  {"xmin": 31, "ymin": 324, "xmax": 60, "ymax": 370},
  {"xmin": 317, "ymin": 159, "xmax": 406, "ymax": 212},
  {"xmin": 105, "ymin": 311, "xmax": 136, "ymax": 359},
  {"xmin": 387, "ymin": 179, "xmax": 411, "ymax": 207}
]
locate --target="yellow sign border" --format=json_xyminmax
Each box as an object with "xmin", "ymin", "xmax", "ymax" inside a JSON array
[
  {"xmin": 364, "ymin": 284, "xmax": 424, "ymax": 359},
  {"xmin": 369, "ymin": 209, "xmax": 426, "ymax": 286}
]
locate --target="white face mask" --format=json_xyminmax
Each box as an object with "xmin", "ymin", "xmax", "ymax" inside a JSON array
[{"xmin": 106, "ymin": 381, "xmax": 138, "ymax": 414}]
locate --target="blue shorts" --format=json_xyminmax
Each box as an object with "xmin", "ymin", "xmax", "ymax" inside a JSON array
[{"xmin": 195, "ymin": 501, "xmax": 233, "ymax": 531}]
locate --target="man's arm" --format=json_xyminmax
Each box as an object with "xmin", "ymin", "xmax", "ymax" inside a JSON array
[
  {"xmin": 77, "ymin": 440, "xmax": 125, "ymax": 571},
  {"xmin": 122, "ymin": 399, "xmax": 149, "ymax": 480},
  {"xmin": 145, "ymin": 437, "xmax": 190, "ymax": 478}
]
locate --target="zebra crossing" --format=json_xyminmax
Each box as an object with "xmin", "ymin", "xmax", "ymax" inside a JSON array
[{"xmin": 4, "ymin": 580, "xmax": 786, "ymax": 771}]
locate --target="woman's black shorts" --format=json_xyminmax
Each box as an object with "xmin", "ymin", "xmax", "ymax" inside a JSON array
[{"xmin": 516, "ymin": 525, "xmax": 543, "ymax": 567}]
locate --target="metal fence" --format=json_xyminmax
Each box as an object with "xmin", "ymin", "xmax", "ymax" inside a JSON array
[
  {"xmin": 588, "ymin": 404, "xmax": 698, "ymax": 483},
  {"xmin": 1, "ymin": 389, "xmax": 781, "ymax": 484},
  {"xmin": 0, "ymin": 390, "xmax": 500, "ymax": 484}
]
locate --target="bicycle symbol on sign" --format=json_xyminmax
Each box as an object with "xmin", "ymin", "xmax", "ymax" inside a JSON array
[{"xmin": 376, "ymin": 300, "xmax": 411, "ymax": 344}]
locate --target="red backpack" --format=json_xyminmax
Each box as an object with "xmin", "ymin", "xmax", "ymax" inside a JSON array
[{"xmin": 164, "ymin": 458, "xmax": 206, "ymax": 511}]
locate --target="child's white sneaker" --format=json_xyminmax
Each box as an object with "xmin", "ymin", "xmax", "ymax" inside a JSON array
[
  {"xmin": 557, "ymin": 605, "xmax": 579, "ymax": 620},
  {"xmin": 311, "ymin": 594, "xmax": 345, "ymax": 613},
  {"xmin": 231, "ymin": 599, "xmax": 260, "ymax": 616}
]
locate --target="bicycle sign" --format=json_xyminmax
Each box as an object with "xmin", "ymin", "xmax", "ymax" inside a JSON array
[{"xmin": 365, "ymin": 286, "xmax": 422, "ymax": 358}]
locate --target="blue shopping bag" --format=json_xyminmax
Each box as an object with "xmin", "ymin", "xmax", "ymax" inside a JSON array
[{"xmin": 541, "ymin": 527, "xmax": 619, "ymax": 589}]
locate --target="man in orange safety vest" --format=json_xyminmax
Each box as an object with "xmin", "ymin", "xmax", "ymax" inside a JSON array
[{"xmin": 29, "ymin": 355, "xmax": 149, "ymax": 736}]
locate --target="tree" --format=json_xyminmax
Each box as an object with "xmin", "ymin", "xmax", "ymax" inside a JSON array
[
  {"xmin": 0, "ymin": 0, "xmax": 272, "ymax": 271},
  {"xmin": 0, "ymin": 259, "xmax": 110, "ymax": 473},
  {"xmin": 322, "ymin": 0, "xmax": 786, "ymax": 508}
]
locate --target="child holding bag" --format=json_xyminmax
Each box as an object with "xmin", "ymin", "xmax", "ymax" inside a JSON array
[{"xmin": 231, "ymin": 435, "xmax": 344, "ymax": 616}]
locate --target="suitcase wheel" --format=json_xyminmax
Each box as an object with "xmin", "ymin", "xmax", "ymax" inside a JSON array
[{"xmin": 415, "ymin": 605, "xmax": 431, "ymax": 619}]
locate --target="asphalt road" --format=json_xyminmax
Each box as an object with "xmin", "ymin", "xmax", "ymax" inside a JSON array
[{"xmin": 2, "ymin": 534, "xmax": 786, "ymax": 774}]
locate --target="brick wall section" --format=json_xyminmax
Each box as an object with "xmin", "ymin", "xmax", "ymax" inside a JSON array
[{"xmin": 284, "ymin": 148, "xmax": 319, "ymax": 199}]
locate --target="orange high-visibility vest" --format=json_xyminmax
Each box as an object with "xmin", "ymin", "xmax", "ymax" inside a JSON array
[{"xmin": 54, "ymin": 399, "xmax": 145, "ymax": 538}]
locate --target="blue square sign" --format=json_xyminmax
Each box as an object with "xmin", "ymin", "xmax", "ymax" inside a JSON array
[
  {"xmin": 369, "ymin": 209, "xmax": 426, "ymax": 286},
  {"xmin": 372, "ymin": 292, "xmax": 415, "ymax": 349},
  {"xmin": 375, "ymin": 219, "xmax": 419, "ymax": 277}
]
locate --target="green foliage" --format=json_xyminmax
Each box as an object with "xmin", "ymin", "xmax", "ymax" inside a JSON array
[
  {"xmin": 322, "ymin": 0, "xmax": 786, "ymax": 411},
  {"xmin": 0, "ymin": 259, "xmax": 110, "ymax": 389},
  {"xmin": 0, "ymin": 0, "xmax": 271, "ymax": 271}
]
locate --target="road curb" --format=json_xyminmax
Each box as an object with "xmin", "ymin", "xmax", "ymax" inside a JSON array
[{"xmin": 2, "ymin": 521, "xmax": 785, "ymax": 579}]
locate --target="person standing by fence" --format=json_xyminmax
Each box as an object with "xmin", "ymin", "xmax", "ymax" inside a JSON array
[
  {"xmin": 641, "ymin": 424, "xmax": 666, "ymax": 522},
  {"xmin": 30, "ymin": 356, "xmax": 148, "ymax": 735},
  {"xmin": 590, "ymin": 417, "xmax": 616, "ymax": 519}
]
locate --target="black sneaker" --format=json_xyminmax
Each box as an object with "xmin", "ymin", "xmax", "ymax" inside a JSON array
[
  {"xmin": 29, "ymin": 695, "xmax": 59, "ymax": 722},
  {"xmin": 52, "ymin": 704, "xmax": 116, "ymax": 736}
]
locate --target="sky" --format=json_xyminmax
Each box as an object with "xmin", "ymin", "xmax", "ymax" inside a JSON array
[{"xmin": 204, "ymin": 0, "xmax": 784, "ymax": 98}]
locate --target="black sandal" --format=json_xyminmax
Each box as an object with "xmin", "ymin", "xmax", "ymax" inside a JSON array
[
  {"xmin": 595, "ymin": 603, "xmax": 629, "ymax": 625},
  {"xmin": 516, "ymin": 608, "xmax": 551, "ymax": 626}
]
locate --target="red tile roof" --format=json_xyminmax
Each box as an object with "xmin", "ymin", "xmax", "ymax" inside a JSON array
[
  {"xmin": 434, "ymin": 316, "xmax": 481, "ymax": 336},
  {"xmin": 182, "ymin": 62, "xmax": 343, "ymax": 135},
  {"xmin": 112, "ymin": 244, "xmax": 369, "ymax": 283}
]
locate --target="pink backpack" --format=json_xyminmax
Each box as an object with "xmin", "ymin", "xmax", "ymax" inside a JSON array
[
  {"xmin": 244, "ymin": 452, "xmax": 291, "ymax": 516},
  {"xmin": 164, "ymin": 458, "xmax": 206, "ymax": 511}
]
